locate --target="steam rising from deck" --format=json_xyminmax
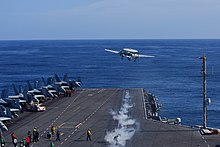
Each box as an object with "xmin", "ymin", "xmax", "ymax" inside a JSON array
[{"xmin": 104, "ymin": 90, "xmax": 139, "ymax": 147}]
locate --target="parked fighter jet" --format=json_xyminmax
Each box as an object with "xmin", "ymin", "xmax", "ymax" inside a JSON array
[
  {"xmin": 0, "ymin": 105, "xmax": 13, "ymax": 131},
  {"xmin": 1, "ymin": 89, "xmax": 21, "ymax": 111},
  {"xmin": 105, "ymin": 48, "xmax": 155, "ymax": 62},
  {"xmin": 27, "ymin": 80, "xmax": 46, "ymax": 103},
  {"xmin": 8, "ymin": 84, "xmax": 27, "ymax": 103},
  {"xmin": 0, "ymin": 89, "xmax": 21, "ymax": 118},
  {"xmin": 68, "ymin": 77, "xmax": 81, "ymax": 90},
  {"xmin": 8, "ymin": 84, "xmax": 28, "ymax": 109},
  {"xmin": 41, "ymin": 77, "xmax": 58, "ymax": 98},
  {"xmin": 54, "ymin": 74, "xmax": 70, "ymax": 94}
]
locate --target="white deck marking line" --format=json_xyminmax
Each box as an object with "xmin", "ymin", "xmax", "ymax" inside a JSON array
[
  {"xmin": 75, "ymin": 123, "xmax": 82, "ymax": 128},
  {"xmin": 31, "ymin": 95, "xmax": 82, "ymax": 147},
  {"xmin": 98, "ymin": 89, "xmax": 106, "ymax": 93},
  {"xmin": 141, "ymin": 88, "xmax": 148, "ymax": 119},
  {"xmin": 58, "ymin": 122, "xmax": 65, "ymax": 128},
  {"xmin": 199, "ymin": 131, "xmax": 211, "ymax": 147},
  {"xmin": 60, "ymin": 90, "xmax": 118, "ymax": 145}
]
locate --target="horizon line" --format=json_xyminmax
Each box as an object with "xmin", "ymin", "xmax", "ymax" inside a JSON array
[{"xmin": 0, "ymin": 38, "xmax": 220, "ymax": 41}]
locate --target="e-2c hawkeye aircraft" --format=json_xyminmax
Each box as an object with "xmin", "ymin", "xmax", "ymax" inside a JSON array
[{"xmin": 105, "ymin": 48, "xmax": 155, "ymax": 62}]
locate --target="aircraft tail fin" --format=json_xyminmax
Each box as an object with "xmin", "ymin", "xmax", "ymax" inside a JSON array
[
  {"xmin": 77, "ymin": 77, "xmax": 81, "ymax": 83},
  {"xmin": 19, "ymin": 85, "xmax": 22, "ymax": 93},
  {"xmin": 23, "ymin": 86, "xmax": 28, "ymax": 100},
  {"xmin": 1, "ymin": 89, "xmax": 8, "ymax": 99},
  {"xmin": 55, "ymin": 74, "xmax": 61, "ymax": 82},
  {"xmin": 42, "ymin": 77, "xmax": 47, "ymax": 86},
  {"xmin": 27, "ymin": 80, "xmax": 33, "ymax": 90},
  {"xmin": 12, "ymin": 84, "xmax": 19, "ymax": 95},
  {"xmin": 34, "ymin": 80, "xmax": 40, "ymax": 89},
  {"xmin": 47, "ymin": 77, "xmax": 53, "ymax": 85},
  {"xmin": 63, "ymin": 73, "xmax": 68, "ymax": 82}
]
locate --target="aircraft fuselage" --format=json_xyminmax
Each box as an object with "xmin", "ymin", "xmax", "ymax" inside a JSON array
[{"xmin": 120, "ymin": 50, "xmax": 139, "ymax": 60}]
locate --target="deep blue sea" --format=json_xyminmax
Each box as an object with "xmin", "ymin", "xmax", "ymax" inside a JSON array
[{"xmin": 0, "ymin": 39, "xmax": 220, "ymax": 128}]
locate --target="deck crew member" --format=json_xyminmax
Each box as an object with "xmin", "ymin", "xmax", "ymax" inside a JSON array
[
  {"xmin": 11, "ymin": 132, "xmax": 18, "ymax": 146},
  {"xmin": 51, "ymin": 126, "xmax": 56, "ymax": 136},
  {"xmin": 47, "ymin": 132, "xmax": 52, "ymax": 140},
  {"xmin": 86, "ymin": 128, "xmax": 92, "ymax": 141},
  {"xmin": 27, "ymin": 130, "xmax": 32, "ymax": 143},
  {"xmin": 33, "ymin": 128, "xmax": 38, "ymax": 142},
  {"xmin": 56, "ymin": 130, "xmax": 61, "ymax": 141},
  {"xmin": 50, "ymin": 142, "xmax": 54, "ymax": 147},
  {"xmin": 0, "ymin": 135, "xmax": 5, "ymax": 147},
  {"xmin": 25, "ymin": 136, "xmax": 30, "ymax": 147}
]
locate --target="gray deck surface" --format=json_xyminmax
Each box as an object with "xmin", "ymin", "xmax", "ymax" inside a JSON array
[{"xmin": 2, "ymin": 88, "xmax": 220, "ymax": 147}]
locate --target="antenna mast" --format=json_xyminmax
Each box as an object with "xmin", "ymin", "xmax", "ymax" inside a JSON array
[{"xmin": 200, "ymin": 55, "xmax": 207, "ymax": 129}]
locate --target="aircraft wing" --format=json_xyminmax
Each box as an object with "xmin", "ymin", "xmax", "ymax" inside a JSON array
[
  {"xmin": 0, "ymin": 121, "xmax": 9, "ymax": 131},
  {"xmin": 105, "ymin": 49, "xmax": 120, "ymax": 54},
  {"xmin": 0, "ymin": 117, "xmax": 11, "ymax": 121},
  {"xmin": 139, "ymin": 54, "xmax": 155, "ymax": 58}
]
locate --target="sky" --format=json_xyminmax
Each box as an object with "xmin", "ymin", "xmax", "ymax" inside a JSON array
[{"xmin": 0, "ymin": 0, "xmax": 220, "ymax": 40}]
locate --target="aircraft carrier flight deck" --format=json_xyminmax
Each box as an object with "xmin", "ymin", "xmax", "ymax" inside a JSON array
[{"xmin": 3, "ymin": 88, "xmax": 220, "ymax": 147}]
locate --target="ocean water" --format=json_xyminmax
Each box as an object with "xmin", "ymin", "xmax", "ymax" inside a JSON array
[{"xmin": 0, "ymin": 39, "xmax": 220, "ymax": 128}]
